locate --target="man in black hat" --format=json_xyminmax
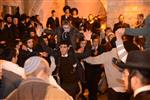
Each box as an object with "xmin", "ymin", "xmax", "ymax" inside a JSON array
[
  {"xmin": 114, "ymin": 31, "xmax": 150, "ymax": 100},
  {"xmin": 18, "ymin": 35, "xmax": 38, "ymax": 67}
]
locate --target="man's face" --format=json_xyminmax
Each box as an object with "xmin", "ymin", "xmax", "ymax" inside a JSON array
[
  {"xmin": 0, "ymin": 21, "xmax": 4, "ymax": 30},
  {"xmin": 122, "ymin": 69, "xmax": 130, "ymax": 91},
  {"xmin": 52, "ymin": 12, "xmax": 56, "ymax": 17},
  {"xmin": 80, "ymin": 40, "xmax": 87, "ymax": 48},
  {"xmin": 43, "ymin": 38, "xmax": 48, "ymax": 45},
  {"xmin": 108, "ymin": 34, "xmax": 115, "ymax": 42},
  {"xmin": 30, "ymin": 31, "xmax": 36, "ymax": 37},
  {"xmin": 105, "ymin": 29, "xmax": 112, "ymax": 36},
  {"xmin": 36, "ymin": 15, "xmax": 40, "ymax": 21},
  {"xmin": 73, "ymin": 10, "xmax": 77, "ymax": 16},
  {"xmin": 27, "ymin": 39, "xmax": 34, "ymax": 49},
  {"xmin": 119, "ymin": 15, "xmax": 124, "ymax": 23},
  {"xmin": 65, "ymin": 9, "xmax": 70, "ymax": 14},
  {"xmin": 12, "ymin": 54, "xmax": 18, "ymax": 64},
  {"xmin": 63, "ymin": 24, "xmax": 70, "ymax": 32},
  {"xmin": 59, "ymin": 44, "xmax": 69, "ymax": 55},
  {"xmin": 7, "ymin": 17, "xmax": 12, "ymax": 23},
  {"xmin": 13, "ymin": 18, "xmax": 19, "ymax": 25},
  {"xmin": 88, "ymin": 14, "xmax": 94, "ymax": 21},
  {"xmin": 93, "ymin": 38, "xmax": 99, "ymax": 47},
  {"xmin": 137, "ymin": 15, "xmax": 144, "ymax": 24}
]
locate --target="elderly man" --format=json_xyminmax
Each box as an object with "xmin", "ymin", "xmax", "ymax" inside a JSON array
[
  {"xmin": 114, "ymin": 31, "xmax": 150, "ymax": 100},
  {"xmin": 6, "ymin": 56, "xmax": 72, "ymax": 100},
  {"xmin": 83, "ymin": 36, "xmax": 131, "ymax": 100}
]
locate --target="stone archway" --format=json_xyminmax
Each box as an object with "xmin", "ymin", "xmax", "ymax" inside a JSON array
[{"xmin": 66, "ymin": 0, "xmax": 107, "ymax": 18}]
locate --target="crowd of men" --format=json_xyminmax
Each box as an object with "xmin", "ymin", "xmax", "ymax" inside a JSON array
[{"xmin": 0, "ymin": 5, "xmax": 150, "ymax": 100}]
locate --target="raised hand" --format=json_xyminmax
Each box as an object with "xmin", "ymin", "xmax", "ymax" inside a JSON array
[{"xmin": 115, "ymin": 28, "xmax": 125, "ymax": 41}]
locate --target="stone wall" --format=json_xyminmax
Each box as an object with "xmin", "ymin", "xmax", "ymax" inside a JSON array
[
  {"xmin": 67, "ymin": 0, "xmax": 106, "ymax": 18},
  {"xmin": 107, "ymin": 0, "xmax": 150, "ymax": 28}
]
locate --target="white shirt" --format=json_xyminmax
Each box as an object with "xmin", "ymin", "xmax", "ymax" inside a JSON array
[
  {"xmin": 0, "ymin": 60, "xmax": 25, "ymax": 78},
  {"xmin": 61, "ymin": 53, "xmax": 68, "ymax": 57},
  {"xmin": 134, "ymin": 85, "xmax": 150, "ymax": 97},
  {"xmin": 113, "ymin": 87, "xmax": 126, "ymax": 93}
]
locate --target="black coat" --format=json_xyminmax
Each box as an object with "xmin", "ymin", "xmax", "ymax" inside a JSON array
[
  {"xmin": 0, "ymin": 29, "xmax": 9, "ymax": 42},
  {"xmin": 113, "ymin": 22, "xmax": 130, "ymax": 33},
  {"xmin": 71, "ymin": 16, "xmax": 81, "ymax": 29},
  {"xmin": 133, "ymin": 90, "xmax": 150, "ymax": 100},
  {"xmin": 46, "ymin": 17, "xmax": 59, "ymax": 30},
  {"xmin": 17, "ymin": 49, "xmax": 38, "ymax": 67},
  {"xmin": 61, "ymin": 15, "xmax": 72, "ymax": 25}
]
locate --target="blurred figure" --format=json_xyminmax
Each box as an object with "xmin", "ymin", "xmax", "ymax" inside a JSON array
[
  {"xmin": 3, "ymin": 14, "xmax": 14, "ymax": 45},
  {"xmin": 113, "ymin": 14, "xmax": 130, "ymax": 33},
  {"xmin": 0, "ymin": 19, "xmax": 8, "ymax": 49},
  {"xmin": 57, "ymin": 41, "xmax": 82, "ymax": 99},
  {"xmin": 32, "ymin": 15, "xmax": 43, "ymax": 37},
  {"xmin": 0, "ymin": 48, "xmax": 24, "ymax": 99},
  {"xmin": 11, "ymin": 16, "xmax": 21, "ymax": 39},
  {"xmin": 14, "ymin": 7, "xmax": 20, "ymax": 20},
  {"xmin": 114, "ymin": 33, "xmax": 150, "ymax": 100},
  {"xmin": 0, "ymin": 61, "xmax": 2, "ymax": 79},
  {"xmin": 0, "ymin": 10, "xmax": 3, "ymax": 20},
  {"xmin": 134, "ymin": 14, "xmax": 145, "ymax": 51},
  {"xmin": 71, "ymin": 8, "xmax": 80, "ymax": 29},
  {"xmin": 84, "ymin": 35, "xmax": 104, "ymax": 100},
  {"xmin": 46, "ymin": 10, "xmax": 59, "ymax": 31},
  {"xmin": 116, "ymin": 14, "xmax": 150, "ymax": 50},
  {"xmin": 18, "ymin": 35, "xmax": 38, "ymax": 67},
  {"xmin": 0, "ymin": 62, "xmax": 2, "ymax": 97},
  {"xmin": 87, "ymin": 14, "xmax": 95, "ymax": 32},
  {"xmin": 61, "ymin": 5, "xmax": 72, "ymax": 25},
  {"xmin": 84, "ymin": 35, "xmax": 133, "ymax": 100},
  {"xmin": 6, "ymin": 56, "xmax": 72, "ymax": 100},
  {"xmin": 56, "ymin": 20, "xmax": 80, "ymax": 50},
  {"xmin": 135, "ymin": 14, "xmax": 145, "ymax": 28}
]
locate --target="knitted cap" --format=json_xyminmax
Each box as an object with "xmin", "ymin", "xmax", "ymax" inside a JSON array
[{"xmin": 24, "ymin": 56, "xmax": 48, "ymax": 75}]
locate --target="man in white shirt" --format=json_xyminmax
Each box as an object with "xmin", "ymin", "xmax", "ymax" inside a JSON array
[
  {"xmin": 84, "ymin": 37, "xmax": 130, "ymax": 100},
  {"xmin": 114, "ymin": 31, "xmax": 150, "ymax": 100}
]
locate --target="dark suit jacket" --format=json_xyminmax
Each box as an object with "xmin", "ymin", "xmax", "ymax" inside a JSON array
[
  {"xmin": 61, "ymin": 15, "xmax": 72, "ymax": 25},
  {"xmin": 113, "ymin": 22, "xmax": 130, "ymax": 32},
  {"xmin": 46, "ymin": 17, "xmax": 59, "ymax": 30},
  {"xmin": 133, "ymin": 90, "xmax": 150, "ymax": 100}
]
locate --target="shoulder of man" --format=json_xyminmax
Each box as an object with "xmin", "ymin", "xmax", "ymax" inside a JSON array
[{"xmin": 45, "ymin": 85, "xmax": 72, "ymax": 100}]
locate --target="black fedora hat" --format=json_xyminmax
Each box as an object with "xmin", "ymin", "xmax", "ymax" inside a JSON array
[{"xmin": 113, "ymin": 50, "xmax": 150, "ymax": 71}]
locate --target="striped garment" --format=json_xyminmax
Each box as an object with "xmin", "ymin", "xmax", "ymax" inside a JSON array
[{"xmin": 115, "ymin": 40, "xmax": 128, "ymax": 63}]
